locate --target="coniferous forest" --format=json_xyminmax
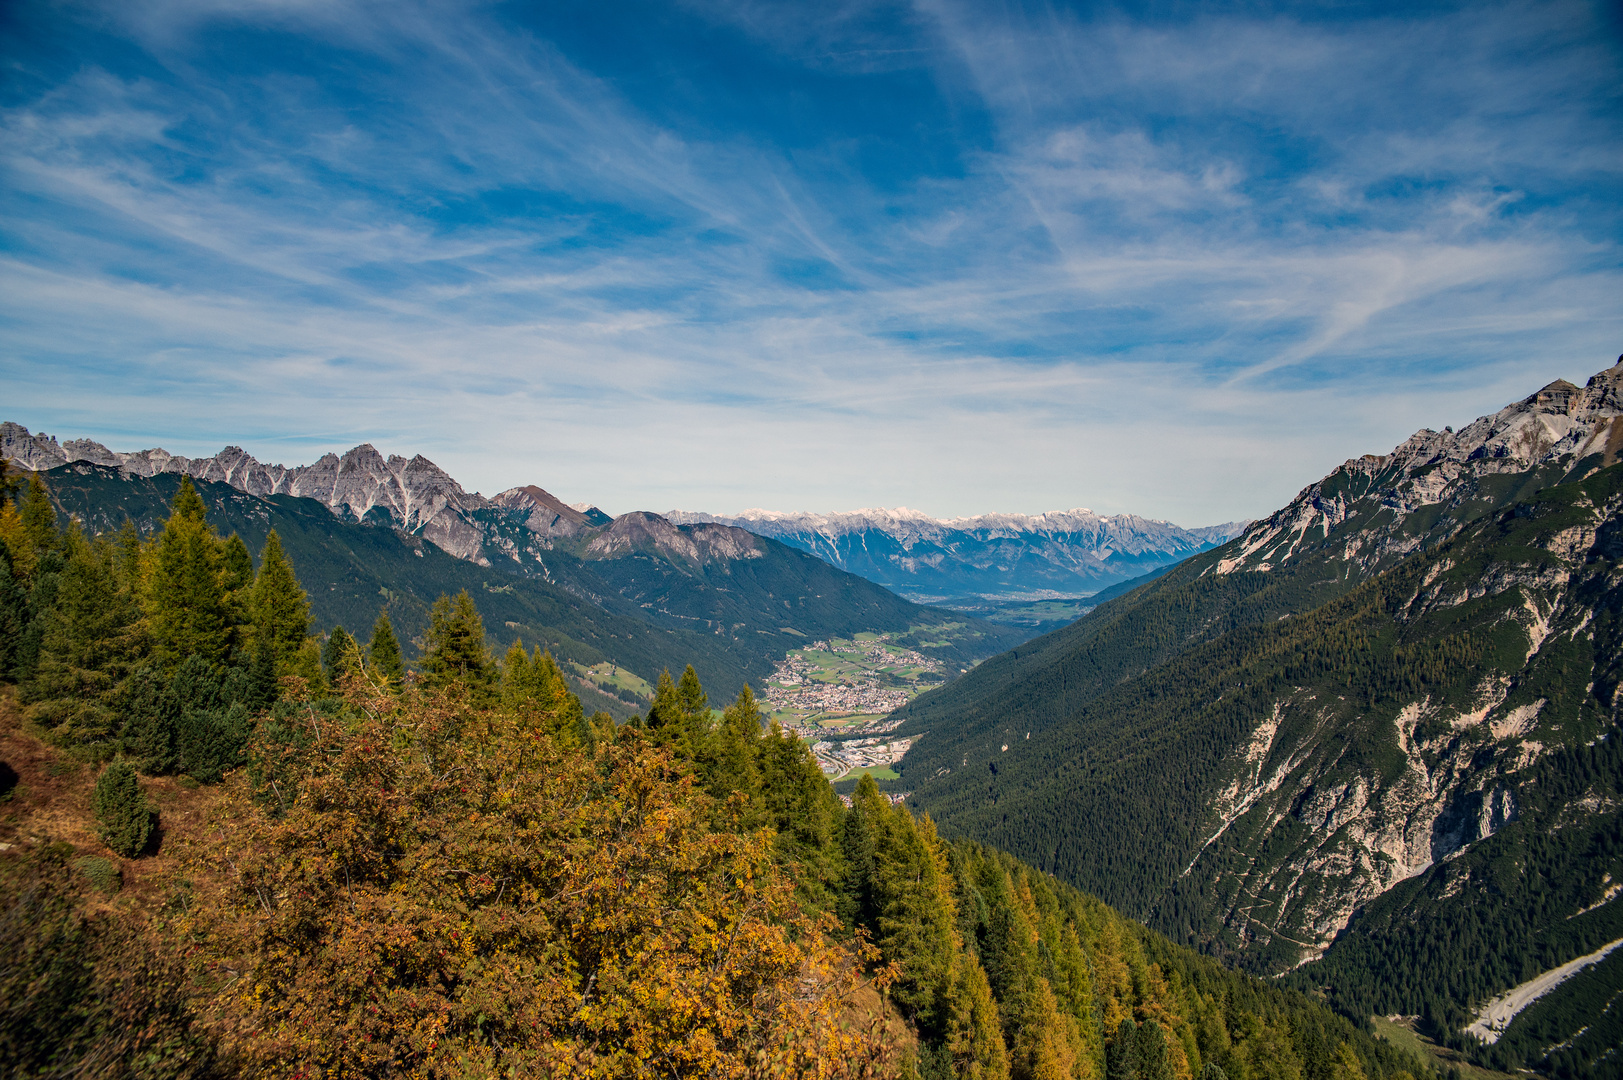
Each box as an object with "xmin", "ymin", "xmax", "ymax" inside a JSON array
[{"xmin": 0, "ymin": 470, "xmax": 1441, "ymax": 1077}]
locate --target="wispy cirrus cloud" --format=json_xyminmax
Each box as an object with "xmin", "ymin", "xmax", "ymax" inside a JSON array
[{"xmin": 1, "ymin": 0, "xmax": 1618, "ymax": 522}]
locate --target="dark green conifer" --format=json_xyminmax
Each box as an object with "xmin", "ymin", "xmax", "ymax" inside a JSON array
[
  {"xmin": 367, "ymin": 608, "xmax": 404, "ymax": 683},
  {"xmin": 0, "ymin": 539, "xmax": 30, "ymax": 683},
  {"xmin": 321, "ymin": 626, "xmax": 357, "ymax": 683},
  {"xmin": 420, "ymin": 590, "xmax": 493, "ymax": 693},
  {"xmin": 148, "ymin": 477, "xmax": 230, "ymax": 666},
  {"xmin": 118, "ymin": 666, "xmax": 180, "ymax": 774},
  {"xmin": 92, "ymin": 759, "xmax": 153, "ymax": 858},
  {"xmin": 113, "ymin": 520, "xmax": 142, "ymax": 593},
  {"xmin": 1107, "ymin": 1018, "xmax": 1139, "ymax": 1080},
  {"xmin": 19, "ymin": 472, "xmax": 58, "ymax": 559},
  {"xmin": 1138, "ymin": 1021, "xmax": 1174, "ymax": 1080},
  {"xmin": 25, "ymin": 531, "xmax": 143, "ymax": 752},
  {"xmin": 249, "ymin": 529, "xmax": 309, "ymax": 674}
]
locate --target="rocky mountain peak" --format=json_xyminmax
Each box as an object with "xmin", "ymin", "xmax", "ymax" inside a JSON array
[
  {"xmin": 1216, "ymin": 355, "xmax": 1623, "ymax": 576},
  {"xmin": 584, "ymin": 511, "xmax": 764, "ymax": 566}
]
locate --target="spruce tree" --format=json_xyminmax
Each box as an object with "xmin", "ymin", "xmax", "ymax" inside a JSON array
[
  {"xmin": 249, "ymin": 529, "xmax": 310, "ymax": 674},
  {"xmin": 24, "ymin": 532, "xmax": 143, "ymax": 751},
  {"xmin": 93, "ymin": 759, "xmax": 153, "ymax": 858},
  {"xmin": 1138, "ymin": 1021, "xmax": 1174, "ymax": 1080},
  {"xmin": 1199, "ymin": 1064, "xmax": 1229, "ymax": 1080},
  {"xmin": 322, "ymin": 626, "xmax": 357, "ymax": 683},
  {"xmin": 19, "ymin": 472, "xmax": 57, "ymax": 560},
  {"xmin": 1107, "ymin": 1018, "xmax": 1139, "ymax": 1080},
  {"xmin": 119, "ymin": 666, "xmax": 180, "ymax": 774},
  {"xmin": 0, "ymin": 539, "xmax": 30, "ymax": 683},
  {"xmin": 147, "ymin": 476, "xmax": 230, "ymax": 666},
  {"xmin": 421, "ymin": 591, "xmax": 493, "ymax": 693},
  {"xmin": 367, "ymin": 608, "xmax": 404, "ymax": 684},
  {"xmin": 114, "ymin": 520, "xmax": 143, "ymax": 594}
]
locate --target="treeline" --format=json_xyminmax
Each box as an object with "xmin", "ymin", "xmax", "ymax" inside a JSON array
[
  {"xmin": 0, "ymin": 470, "xmax": 1432, "ymax": 1077},
  {"xmin": 0, "ymin": 471, "xmax": 411, "ymax": 790}
]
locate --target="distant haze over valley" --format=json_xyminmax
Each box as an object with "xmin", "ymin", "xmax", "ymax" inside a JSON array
[{"xmin": 666, "ymin": 507, "xmax": 1249, "ymax": 601}]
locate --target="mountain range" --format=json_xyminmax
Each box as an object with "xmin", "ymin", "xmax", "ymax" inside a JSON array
[
  {"xmin": 665, "ymin": 506, "xmax": 1248, "ymax": 601},
  {"xmin": 2, "ymin": 430, "xmax": 1030, "ymax": 715},
  {"xmin": 888, "ymin": 355, "xmax": 1623, "ymax": 1075}
]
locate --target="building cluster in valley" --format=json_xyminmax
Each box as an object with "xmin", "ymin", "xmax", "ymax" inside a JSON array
[
  {"xmin": 759, "ymin": 635, "xmax": 946, "ymax": 718},
  {"xmin": 810, "ymin": 735, "xmax": 917, "ymax": 780}
]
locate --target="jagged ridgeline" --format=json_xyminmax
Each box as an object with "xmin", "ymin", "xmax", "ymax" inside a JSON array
[
  {"xmin": 20, "ymin": 461, "xmax": 1026, "ymax": 712},
  {"xmin": 892, "ymin": 358, "xmax": 1623, "ymax": 1076}
]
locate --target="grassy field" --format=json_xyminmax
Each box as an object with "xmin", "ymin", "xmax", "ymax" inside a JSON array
[
  {"xmin": 569, "ymin": 661, "xmax": 654, "ymax": 702},
  {"xmin": 833, "ymin": 766, "xmax": 900, "ymax": 782},
  {"xmin": 1368, "ymin": 1017, "xmax": 1516, "ymax": 1080}
]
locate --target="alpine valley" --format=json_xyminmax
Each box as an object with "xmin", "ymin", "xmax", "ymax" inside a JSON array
[
  {"xmin": 891, "ymin": 357, "xmax": 1623, "ymax": 1077},
  {"xmin": 0, "ymin": 422, "xmax": 1031, "ymax": 716}
]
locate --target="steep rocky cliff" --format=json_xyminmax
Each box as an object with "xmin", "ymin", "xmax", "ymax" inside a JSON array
[{"xmin": 892, "ymin": 356, "xmax": 1623, "ymax": 1074}]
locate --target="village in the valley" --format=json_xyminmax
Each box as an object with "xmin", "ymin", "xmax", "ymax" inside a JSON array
[{"xmin": 758, "ymin": 633, "xmax": 945, "ymax": 786}]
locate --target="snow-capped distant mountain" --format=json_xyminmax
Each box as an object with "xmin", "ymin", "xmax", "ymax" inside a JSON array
[{"xmin": 664, "ymin": 506, "xmax": 1249, "ymax": 600}]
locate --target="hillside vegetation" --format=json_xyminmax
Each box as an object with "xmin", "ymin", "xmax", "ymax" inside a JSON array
[
  {"xmin": 889, "ymin": 376, "xmax": 1623, "ymax": 1077},
  {"xmin": 0, "ymin": 471, "xmax": 1430, "ymax": 1079}
]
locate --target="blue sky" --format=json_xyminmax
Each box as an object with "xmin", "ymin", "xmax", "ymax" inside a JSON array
[{"xmin": 2, "ymin": 0, "xmax": 1619, "ymax": 523}]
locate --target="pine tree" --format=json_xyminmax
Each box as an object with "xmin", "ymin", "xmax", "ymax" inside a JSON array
[
  {"xmin": 93, "ymin": 759, "xmax": 153, "ymax": 858},
  {"xmin": 368, "ymin": 608, "xmax": 404, "ymax": 684},
  {"xmin": 644, "ymin": 669, "xmax": 681, "ymax": 734},
  {"xmin": 119, "ymin": 665, "xmax": 179, "ymax": 774},
  {"xmin": 420, "ymin": 590, "xmax": 493, "ymax": 693},
  {"xmin": 249, "ymin": 529, "xmax": 310, "ymax": 674},
  {"xmin": 0, "ymin": 457, "xmax": 19, "ymax": 507},
  {"xmin": 147, "ymin": 477, "xmax": 230, "ymax": 667}
]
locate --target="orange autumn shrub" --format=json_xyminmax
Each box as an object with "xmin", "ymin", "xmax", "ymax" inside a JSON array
[{"xmin": 183, "ymin": 676, "xmax": 896, "ymax": 1078}]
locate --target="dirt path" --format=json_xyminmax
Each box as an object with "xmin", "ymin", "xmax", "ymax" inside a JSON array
[{"xmin": 1465, "ymin": 937, "xmax": 1623, "ymax": 1045}]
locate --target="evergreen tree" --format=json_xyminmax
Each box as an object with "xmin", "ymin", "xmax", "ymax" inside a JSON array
[
  {"xmin": 118, "ymin": 666, "xmax": 180, "ymax": 775},
  {"xmin": 0, "ymin": 539, "xmax": 30, "ymax": 683},
  {"xmin": 19, "ymin": 471, "xmax": 58, "ymax": 560},
  {"xmin": 1199, "ymin": 1064, "xmax": 1229, "ymax": 1080},
  {"xmin": 1107, "ymin": 1018, "xmax": 1139, "ymax": 1080},
  {"xmin": 24, "ymin": 531, "xmax": 144, "ymax": 752},
  {"xmin": 677, "ymin": 664, "xmax": 708, "ymax": 722},
  {"xmin": 367, "ymin": 608, "xmax": 404, "ymax": 684},
  {"xmin": 249, "ymin": 529, "xmax": 309, "ymax": 674},
  {"xmin": 147, "ymin": 477, "xmax": 230, "ymax": 667},
  {"xmin": 92, "ymin": 759, "xmax": 153, "ymax": 858},
  {"xmin": 1138, "ymin": 1021, "xmax": 1174, "ymax": 1080},
  {"xmin": 644, "ymin": 669, "xmax": 682, "ymax": 735},
  {"xmin": 113, "ymin": 520, "xmax": 143, "ymax": 594},
  {"xmin": 220, "ymin": 533, "xmax": 253, "ymax": 594},
  {"xmin": 420, "ymin": 590, "xmax": 493, "ymax": 693},
  {"xmin": 501, "ymin": 641, "xmax": 586, "ymax": 744},
  {"xmin": 321, "ymin": 626, "xmax": 357, "ymax": 683},
  {"xmin": 701, "ymin": 686, "xmax": 766, "ymax": 824}
]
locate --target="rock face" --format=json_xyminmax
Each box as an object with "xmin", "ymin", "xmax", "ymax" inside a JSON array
[
  {"xmin": 893, "ymin": 356, "xmax": 1623, "ymax": 1055},
  {"xmin": 0, "ymin": 426, "xmax": 496, "ymax": 563},
  {"xmin": 1217, "ymin": 358, "xmax": 1623, "ymax": 576},
  {"xmin": 667, "ymin": 505, "xmax": 1249, "ymax": 599}
]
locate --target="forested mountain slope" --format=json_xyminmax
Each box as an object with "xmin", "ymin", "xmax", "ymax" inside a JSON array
[
  {"xmin": 893, "ymin": 358, "xmax": 1623, "ymax": 1077},
  {"xmin": 0, "ymin": 474, "xmax": 1430, "ymax": 1078},
  {"xmin": 36, "ymin": 464, "xmax": 1024, "ymax": 706}
]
